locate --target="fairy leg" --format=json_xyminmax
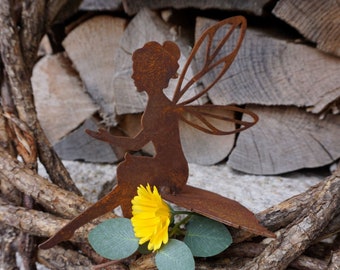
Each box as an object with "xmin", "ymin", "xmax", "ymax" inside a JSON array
[
  {"xmin": 39, "ymin": 185, "xmax": 122, "ymax": 249},
  {"xmin": 115, "ymin": 155, "xmax": 145, "ymax": 217}
]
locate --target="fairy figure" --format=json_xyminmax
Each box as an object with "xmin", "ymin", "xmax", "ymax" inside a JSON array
[{"xmin": 40, "ymin": 16, "xmax": 274, "ymax": 249}]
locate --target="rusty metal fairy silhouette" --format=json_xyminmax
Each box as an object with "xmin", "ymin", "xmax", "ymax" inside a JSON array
[{"xmin": 40, "ymin": 16, "xmax": 275, "ymax": 249}]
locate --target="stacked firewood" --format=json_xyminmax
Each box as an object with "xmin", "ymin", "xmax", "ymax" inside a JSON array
[
  {"xmin": 0, "ymin": 0, "xmax": 339, "ymax": 269},
  {"xmin": 31, "ymin": 2, "xmax": 339, "ymax": 174}
]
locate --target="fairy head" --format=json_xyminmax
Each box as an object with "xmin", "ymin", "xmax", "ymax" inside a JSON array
[{"xmin": 132, "ymin": 41, "xmax": 180, "ymax": 93}]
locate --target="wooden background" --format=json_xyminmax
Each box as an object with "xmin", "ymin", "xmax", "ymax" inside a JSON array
[
  {"xmin": 0, "ymin": 0, "xmax": 339, "ymax": 269},
  {"xmin": 30, "ymin": 0, "xmax": 340, "ymax": 175}
]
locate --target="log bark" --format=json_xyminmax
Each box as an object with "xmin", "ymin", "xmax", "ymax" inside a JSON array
[
  {"xmin": 329, "ymin": 249, "xmax": 340, "ymax": 270},
  {"xmin": 37, "ymin": 246, "xmax": 93, "ymax": 269},
  {"xmin": 0, "ymin": 223, "xmax": 19, "ymax": 270},
  {"xmin": 222, "ymin": 167, "xmax": 340, "ymax": 244},
  {"xmin": 0, "ymin": 191, "xmax": 120, "ymax": 247},
  {"xmin": 131, "ymin": 244, "xmax": 330, "ymax": 270},
  {"xmin": 0, "ymin": 0, "xmax": 81, "ymax": 195},
  {"xmin": 0, "ymin": 95, "xmax": 22, "ymax": 205},
  {"xmin": 240, "ymin": 167, "xmax": 340, "ymax": 270},
  {"xmin": 0, "ymin": 145, "xmax": 117, "ymax": 242},
  {"xmin": 0, "ymin": 196, "xmax": 67, "ymax": 238},
  {"xmin": 0, "ymin": 145, "xmax": 90, "ymax": 218},
  {"xmin": 0, "ymin": 2, "xmax": 44, "ymax": 264},
  {"xmin": 47, "ymin": 0, "xmax": 83, "ymax": 25}
]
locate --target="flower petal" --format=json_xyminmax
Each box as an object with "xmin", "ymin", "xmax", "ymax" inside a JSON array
[{"xmin": 131, "ymin": 184, "xmax": 171, "ymax": 251}]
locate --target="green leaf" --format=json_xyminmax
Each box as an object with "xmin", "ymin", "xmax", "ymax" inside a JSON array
[
  {"xmin": 184, "ymin": 215, "xmax": 232, "ymax": 257},
  {"xmin": 155, "ymin": 239, "xmax": 195, "ymax": 270},
  {"xmin": 88, "ymin": 218, "xmax": 139, "ymax": 260}
]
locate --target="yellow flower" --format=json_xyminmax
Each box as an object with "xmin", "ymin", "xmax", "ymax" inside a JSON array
[{"xmin": 131, "ymin": 184, "xmax": 171, "ymax": 251}]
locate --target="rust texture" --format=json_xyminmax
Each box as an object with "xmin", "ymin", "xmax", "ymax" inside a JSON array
[{"xmin": 39, "ymin": 16, "xmax": 274, "ymax": 249}]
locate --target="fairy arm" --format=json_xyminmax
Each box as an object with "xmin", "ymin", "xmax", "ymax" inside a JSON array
[{"xmin": 86, "ymin": 128, "xmax": 149, "ymax": 151}]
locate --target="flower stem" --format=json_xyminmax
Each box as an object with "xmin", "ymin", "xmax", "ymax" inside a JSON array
[{"xmin": 169, "ymin": 211, "xmax": 200, "ymax": 238}]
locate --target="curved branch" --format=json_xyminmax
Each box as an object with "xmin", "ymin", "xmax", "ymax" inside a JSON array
[
  {"xmin": 241, "ymin": 167, "xmax": 340, "ymax": 270},
  {"xmin": 0, "ymin": 146, "xmax": 88, "ymax": 218},
  {"xmin": 0, "ymin": 0, "xmax": 81, "ymax": 195}
]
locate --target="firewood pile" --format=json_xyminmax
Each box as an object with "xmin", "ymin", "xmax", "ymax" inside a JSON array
[{"xmin": 0, "ymin": 0, "xmax": 339, "ymax": 269}]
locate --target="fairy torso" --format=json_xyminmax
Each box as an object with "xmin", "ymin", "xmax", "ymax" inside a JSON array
[{"xmin": 142, "ymin": 94, "xmax": 185, "ymax": 160}]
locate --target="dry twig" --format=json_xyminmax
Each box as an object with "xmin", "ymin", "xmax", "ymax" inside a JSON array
[{"xmin": 0, "ymin": 0, "xmax": 81, "ymax": 195}]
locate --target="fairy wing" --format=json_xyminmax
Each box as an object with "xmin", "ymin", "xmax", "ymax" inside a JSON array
[
  {"xmin": 177, "ymin": 104, "xmax": 258, "ymax": 135},
  {"xmin": 171, "ymin": 16, "xmax": 258, "ymax": 133},
  {"xmin": 168, "ymin": 17, "xmax": 272, "ymax": 236},
  {"xmin": 172, "ymin": 16, "xmax": 246, "ymax": 106},
  {"xmin": 162, "ymin": 185, "xmax": 275, "ymax": 238}
]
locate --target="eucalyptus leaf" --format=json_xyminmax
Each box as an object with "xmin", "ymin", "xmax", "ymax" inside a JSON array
[
  {"xmin": 184, "ymin": 215, "xmax": 232, "ymax": 257},
  {"xmin": 88, "ymin": 218, "xmax": 139, "ymax": 260},
  {"xmin": 155, "ymin": 239, "xmax": 195, "ymax": 270}
]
